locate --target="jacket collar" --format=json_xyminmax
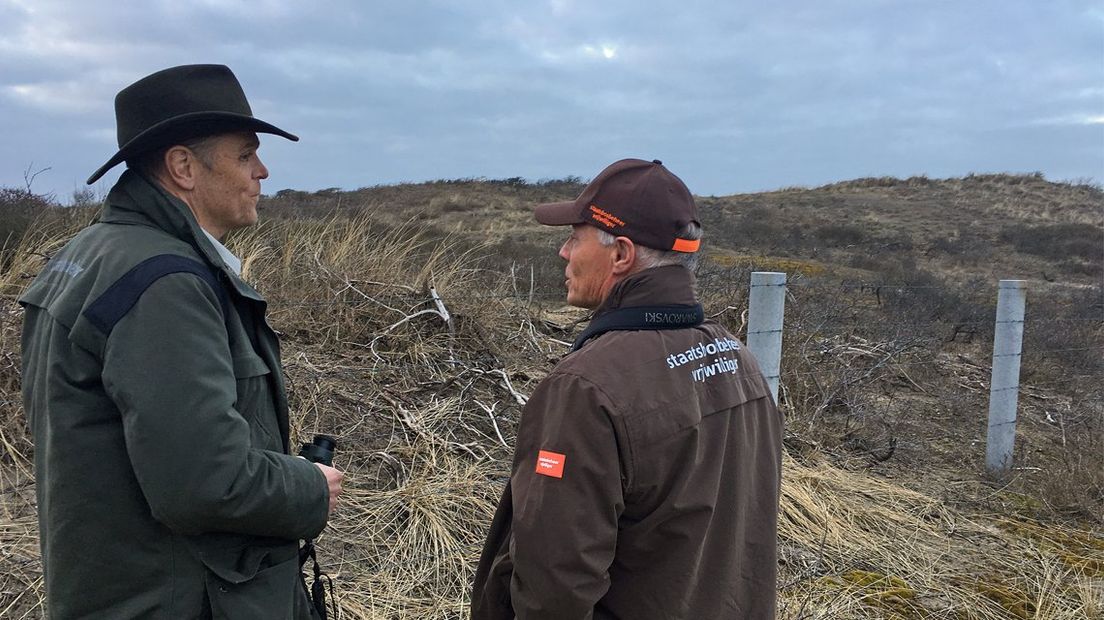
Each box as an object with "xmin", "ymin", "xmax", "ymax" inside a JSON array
[
  {"xmin": 99, "ymin": 169, "xmax": 264, "ymax": 302},
  {"xmin": 593, "ymin": 265, "xmax": 698, "ymax": 317},
  {"xmin": 101, "ymin": 170, "xmax": 218, "ymax": 259}
]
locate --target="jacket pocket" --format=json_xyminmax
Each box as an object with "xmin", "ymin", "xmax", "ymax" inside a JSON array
[
  {"xmin": 232, "ymin": 352, "xmax": 270, "ymax": 379},
  {"xmin": 232, "ymin": 352, "xmax": 279, "ymax": 449},
  {"xmin": 194, "ymin": 537, "xmax": 311, "ymax": 620}
]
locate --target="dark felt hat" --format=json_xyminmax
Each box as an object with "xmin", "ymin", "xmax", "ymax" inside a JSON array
[
  {"xmin": 534, "ymin": 158, "xmax": 701, "ymax": 252},
  {"xmin": 86, "ymin": 64, "xmax": 298, "ymax": 184}
]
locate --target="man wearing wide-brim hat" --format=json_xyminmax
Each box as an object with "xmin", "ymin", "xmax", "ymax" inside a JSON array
[{"xmin": 20, "ymin": 64, "xmax": 342, "ymax": 619}]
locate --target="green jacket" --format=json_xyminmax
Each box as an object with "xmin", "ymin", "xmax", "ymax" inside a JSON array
[{"xmin": 19, "ymin": 171, "xmax": 329, "ymax": 619}]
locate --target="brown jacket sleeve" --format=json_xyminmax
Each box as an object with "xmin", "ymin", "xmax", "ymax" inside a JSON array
[{"xmin": 508, "ymin": 372, "xmax": 625, "ymax": 619}]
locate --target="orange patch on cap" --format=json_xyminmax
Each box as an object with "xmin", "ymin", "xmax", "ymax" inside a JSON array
[{"xmin": 671, "ymin": 237, "xmax": 700, "ymax": 252}]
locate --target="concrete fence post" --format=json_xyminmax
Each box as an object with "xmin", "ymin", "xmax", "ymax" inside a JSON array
[
  {"xmin": 747, "ymin": 272, "xmax": 786, "ymax": 404},
  {"xmin": 985, "ymin": 280, "xmax": 1026, "ymax": 476}
]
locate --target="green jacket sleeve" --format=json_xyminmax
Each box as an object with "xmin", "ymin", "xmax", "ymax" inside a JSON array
[
  {"xmin": 509, "ymin": 372, "xmax": 623, "ymax": 619},
  {"xmin": 101, "ymin": 272, "xmax": 328, "ymax": 539}
]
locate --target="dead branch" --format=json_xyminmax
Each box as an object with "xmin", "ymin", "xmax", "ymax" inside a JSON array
[
  {"xmin": 473, "ymin": 399, "xmax": 509, "ymax": 447},
  {"xmin": 368, "ymin": 309, "xmax": 450, "ymax": 361}
]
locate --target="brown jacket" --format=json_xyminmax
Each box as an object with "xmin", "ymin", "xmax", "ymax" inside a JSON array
[{"xmin": 472, "ymin": 266, "xmax": 783, "ymax": 619}]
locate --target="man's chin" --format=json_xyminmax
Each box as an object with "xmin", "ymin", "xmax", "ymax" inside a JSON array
[{"xmin": 565, "ymin": 294, "xmax": 594, "ymax": 310}]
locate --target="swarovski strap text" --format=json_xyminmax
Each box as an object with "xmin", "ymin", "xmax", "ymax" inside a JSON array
[{"xmin": 572, "ymin": 304, "xmax": 705, "ymax": 352}]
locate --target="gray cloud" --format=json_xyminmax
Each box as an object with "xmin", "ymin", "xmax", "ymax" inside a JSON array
[{"xmin": 2, "ymin": 0, "xmax": 1101, "ymax": 199}]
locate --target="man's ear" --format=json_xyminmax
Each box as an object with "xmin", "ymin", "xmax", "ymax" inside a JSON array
[
  {"xmin": 162, "ymin": 145, "xmax": 198, "ymax": 191},
  {"xmin": 611, "ymin": 236, "xmax": 637, "ymax": 276}
]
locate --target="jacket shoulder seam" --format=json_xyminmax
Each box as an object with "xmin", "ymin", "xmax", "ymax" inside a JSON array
[
  {"xmin": 543, "ymin": 368, "xmax": 636, "ymax": 494},
  {"xmin": 545, "ymin": 369, "xmax": 621, "ymax": 415}
]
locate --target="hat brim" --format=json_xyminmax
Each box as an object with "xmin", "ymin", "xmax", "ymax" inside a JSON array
[
  {"xmin": 86, "ymin": 111, "xmax": 299, "ymax": 185},
  {"xmin": 534, "ymin": 200, "xmax": 586, "ymax": 226}
]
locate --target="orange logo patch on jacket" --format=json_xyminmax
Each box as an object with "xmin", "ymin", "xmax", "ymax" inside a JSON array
[{"xmin": 535, "ymin": 450, "xmax": 566, "ymax": 478}]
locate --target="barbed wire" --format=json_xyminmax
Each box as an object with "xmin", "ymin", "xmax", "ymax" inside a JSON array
[
  {"xmin": 731, "ymin": 280, "xmax": 1103, "ymax": 292},
  {"xmin": 364, "ymin": 278, "xmax": 1098, "ymax": 296},
  {"xmin": 4, "ymin": 276, "xmax": 1097, "ymax": 309},
  {"xmin": 272, "ymin": 349, "xmax": 1102, "ymax": 385},
  {"xmin": 777, "ymin": 360, "xmax": 1103, "ymax": 384},
  {"xmin": 260, "ymin": 290, "xmax": 1102, "ymax": 357},
  {"xmin": 262, "ymin": 294, "xmax": 1104, "ymax": 320},
  {"xmin": 2, "ymin": 269, "xmax": 1099, "ymax": 407}
]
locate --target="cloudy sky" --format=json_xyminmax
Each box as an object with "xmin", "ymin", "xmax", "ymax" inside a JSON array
[{"xmin": 2, "ymin": 0, "xmax": 1101, "ymax": 201}]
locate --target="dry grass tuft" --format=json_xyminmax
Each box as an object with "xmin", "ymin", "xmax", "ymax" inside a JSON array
[{"xmin": 778, "ymin": 455, "xmax": 1104, "ymax": 619}]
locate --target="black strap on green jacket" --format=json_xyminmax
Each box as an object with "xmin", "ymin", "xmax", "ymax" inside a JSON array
[{"xmin": 83, "ymin": 254, "xmax": 230, "ymax": 334}]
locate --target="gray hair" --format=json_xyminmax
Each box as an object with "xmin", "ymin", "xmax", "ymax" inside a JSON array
[
  {"xmin": 128, "ymin": 134, "xmax": 219, "ymax": 180},
  {"xmin": 597, "ymin": 222, "xmax": 703, "ymax": 273}
]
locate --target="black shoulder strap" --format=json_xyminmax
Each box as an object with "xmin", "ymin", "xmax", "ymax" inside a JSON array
[
  {"xmin": 83, "ymin": 254, "xmax": 230, "ymax": 335},
  {"xmin": 571, "ymin": 304, "xmax": 704, "ymax": 352}
]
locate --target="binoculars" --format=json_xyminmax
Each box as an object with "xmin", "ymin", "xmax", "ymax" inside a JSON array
[
  {"xmin": 297, "ymin": 434, "xmax": 338, "ymax": 618},
  {"xmin": 298, "ymin": 435, "xmax": 337, "ymax": 466}
]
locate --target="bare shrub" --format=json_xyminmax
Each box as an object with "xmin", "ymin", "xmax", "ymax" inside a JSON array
[
  {"xmin": 225, "ymin": 215, "xmax": 487, "ymax": 348},
  {"xmin": 812, "ymin": 222, "xmax": 867, "ymax": 246},
  {"xmin": 928, "ymin": 226, "xmax": 996, "ymax": 265},
  {"xmin": 1000, "ymin": 222, "xmax": 1104, "ymax": 263},
  {"xmin": 0, "ymin": 188, "xmax": 53, "ymax": 264},
  {"xmin": 430, "ymin": 193, "xmax": 483, "ymax": 213}
]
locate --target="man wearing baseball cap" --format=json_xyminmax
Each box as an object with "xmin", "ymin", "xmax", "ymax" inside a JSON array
[
  {"xmin": 471, "ymin": 159, "xmax": 783, "ymax": 619},
  {"xmin": 20, "ymin": 64, "xmax": 341, "ymax": 619}
]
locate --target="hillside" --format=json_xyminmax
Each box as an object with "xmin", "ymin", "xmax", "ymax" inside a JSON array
[
  {"xmin": 262, "ymin": 172, "xmax": 1103, "ymax": 290},
  {"xmin": 0, "ymin": 173, "xmax": 1101, "ymax": 618}
]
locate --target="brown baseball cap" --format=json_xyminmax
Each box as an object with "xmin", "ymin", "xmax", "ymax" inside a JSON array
[{"xmin": 534, "ymin": 158, "xmax": 700, "ymax": 252}]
